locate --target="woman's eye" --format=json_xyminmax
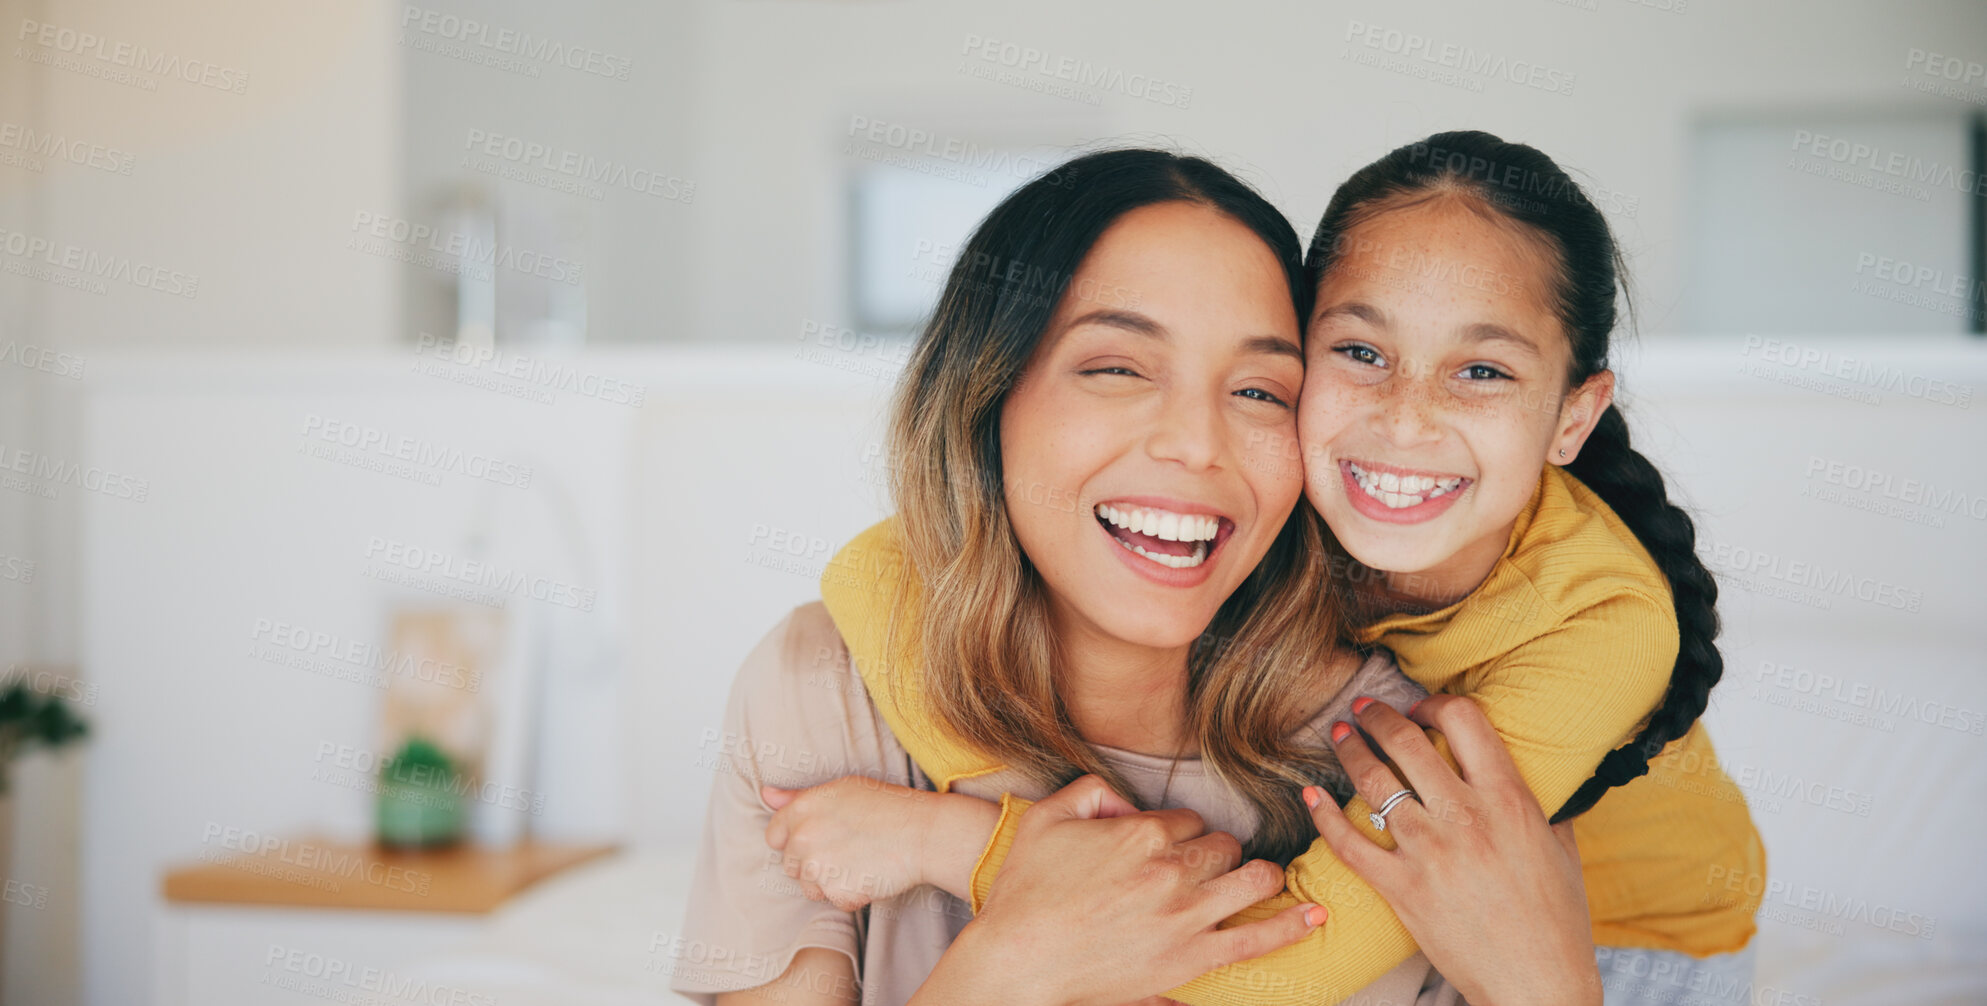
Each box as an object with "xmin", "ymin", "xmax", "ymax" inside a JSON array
[
  {"xmin": 1080, "ymin": 366, "xmax": 1142, "ymax": 378},
  {"xmin": 1235, "ymin": 387, "xmax": 1290, "ymax": 408},
  {"xmin": 1458, "ymin": 363, "xmax": 1512, "ymax": 381},
  {"xmin": 1336, "ymin": 344, "xmax": 1383, "ymax": 367}
]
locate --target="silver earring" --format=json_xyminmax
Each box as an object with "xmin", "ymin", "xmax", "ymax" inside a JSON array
[{"xmin": 1558, "ymin": 449, "xmax": 1567, "ymax": 458}]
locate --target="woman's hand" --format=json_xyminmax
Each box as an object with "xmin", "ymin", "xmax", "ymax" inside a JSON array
[
  {"xmin": 1309, "ymin": 694, "xmax": 1601, "ymax": 1006},
  {"xmin": 763, "ymin": 775, "xmax": 1001, "ymax": 908},
  {"xmin": 914, "ymin": 775, "xmax": 1323, "ymax": 1006}
]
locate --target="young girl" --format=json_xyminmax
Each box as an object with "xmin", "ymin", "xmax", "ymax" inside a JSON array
[{"xmin": 774, "ymin": 132, "xmax": 1764, "ymax": 1003}]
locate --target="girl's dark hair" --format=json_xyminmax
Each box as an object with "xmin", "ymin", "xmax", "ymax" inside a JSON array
[
  {"xmin": 1303, "ymin": 131, "xmax": 1722, "ymax": 822},
  {"xmin": 891, "ymin": 147, "xmax": 1355, "ymax": 863}
]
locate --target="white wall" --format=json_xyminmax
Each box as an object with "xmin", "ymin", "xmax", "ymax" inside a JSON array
[{"xmin": 681, "ymin": 0, "xmax": 1987, "ymax": 343}]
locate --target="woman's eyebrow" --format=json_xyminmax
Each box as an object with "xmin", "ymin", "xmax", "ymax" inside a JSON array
[
  {"xmin": 1067, "ymin": 309, "xmax": 1300, "ymax": 361},
  {"xmin": 1065, "ymin": 308, "xmax": 1166, "ymax": 339},
  {"xmin": 1242, "ymin": 335, "xmax": 1304, "ymax": 361}
]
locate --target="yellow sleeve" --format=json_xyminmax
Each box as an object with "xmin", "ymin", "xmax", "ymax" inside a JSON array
[
  {"xmin": 967, "ymin": 791, "xmax": 1415, "ymax": 1006},
  {"xmin": 966, "ymin": 589, "xmax": 1678, "ymax": 1005},
  {"xmin": 1446, "ymin": 588, "xmax": 1678, "ymax": 812}
]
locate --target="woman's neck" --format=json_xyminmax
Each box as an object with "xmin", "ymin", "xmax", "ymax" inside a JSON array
[{"xmin": 1052, "ymin": 606, "xmax": 1195, "ymax": 758}]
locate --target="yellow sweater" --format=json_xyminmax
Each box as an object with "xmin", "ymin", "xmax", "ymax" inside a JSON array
[{"xmin": 819, "ymin": 466, "xmax": 1766, "ymax": 1005}]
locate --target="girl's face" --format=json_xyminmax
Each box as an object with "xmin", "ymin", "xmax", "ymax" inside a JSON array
[
  {"xmin": 1297, "ymin": 196, "xmax": 1612, "ymax": 592},
  {"xmin": 1000, "ymin": 201, "xmax": 1305, "ymax": 653}
]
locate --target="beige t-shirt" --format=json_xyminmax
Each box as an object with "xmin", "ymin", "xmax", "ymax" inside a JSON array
[{"xmin": 669, "ymin": 603, "xmax": 1459, "ymax": 1006}]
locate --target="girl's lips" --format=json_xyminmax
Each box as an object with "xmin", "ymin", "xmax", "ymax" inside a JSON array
[{"xmin": 1338, "ymin": 459, "xmax": 1469, "ymax": 525}]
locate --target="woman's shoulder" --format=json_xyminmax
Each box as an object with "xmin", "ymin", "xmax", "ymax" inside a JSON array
[
  {"xmin": 733, "ymin": 601, "xmax": 850, "ymax": 691},
  {"xmin": 717, "ymin": 603, "xmax": 905, "ymax": 785}
]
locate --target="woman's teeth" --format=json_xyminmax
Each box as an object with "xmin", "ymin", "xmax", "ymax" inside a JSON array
[
  {"xmin": 1096, "ymin": 503, "xmax": 1218, "ymax": 569},
  {"xmin": 1347, "ymin": 462, "xmax": 1463, "ymax": 510},
  {"xmin": 1097, "ymin": 504, "xmax": 1219, "ymax": 543}
]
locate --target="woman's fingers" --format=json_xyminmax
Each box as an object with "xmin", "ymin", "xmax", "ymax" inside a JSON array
[
  {"xmin": 761, "ymin": 783, "xmax": 799, "ymax": 810},
  {"xmin": 1404, "ymin": 694, "xmax": 1515, "ymax": 791},
  {"xmin": 1032, "ymin": 773, "xmax": 1137, "ymax": 824},
  {"xmin": 1174, "ymin": 830, "xmax": 1243, "ymax": 882},
  {"xmin": 1352, "ymin": 700, "xmax": 1467, "ymax": 805},
  {"xmin": 1191, "ymin": 899, "xmax": 1323, "ymax": 977},
  {"xmin": 1330, "ymin": 720, "xmax": 1426, "ymax": 841},
  {"xmin": 1308, "ymin": 784, "xmax": 1402, "ymax": 884},
  {"xmin": 1194, "ymin": 858, "xmax": 1289, "ymax": 921}
]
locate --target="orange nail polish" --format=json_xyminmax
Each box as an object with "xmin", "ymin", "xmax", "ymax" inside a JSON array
[
  {"xmin": 1331, "ymin": 721, "xmax": 1353, "ymax": 743},
  {"xmin": 1302, "ymin": 786, "xmax": 1321, "ymax": 809},
  {"xmin": 1407, "ymin": 698, "xmax": 1423, "ymax": 717},
  {"xmin": 1352, "ymin": 696, "xmax": 1374, "ymax": 715},
  {"xmin": 1305, "ymin": 905, "xmax": 1328, "ymax": 927}
]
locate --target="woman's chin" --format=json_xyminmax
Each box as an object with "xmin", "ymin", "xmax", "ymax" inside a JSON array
[{"xmin": 1088, "ymin": 607, "xmax": 1222, "ymax": 653}]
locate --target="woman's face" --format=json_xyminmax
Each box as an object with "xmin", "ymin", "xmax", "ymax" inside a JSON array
[
  {"xmin": 999, "ymin": 201, "xmax": 1305, "ymax": 653},
  {"xmin": 1297, "ymin": 196, "xmax": 1609, "ymax": 589}
]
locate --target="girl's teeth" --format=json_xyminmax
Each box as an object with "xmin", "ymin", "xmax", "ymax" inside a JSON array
[{"xmin": 1346, "ymin": 463, "xmax": 1464, "ymax": 510}]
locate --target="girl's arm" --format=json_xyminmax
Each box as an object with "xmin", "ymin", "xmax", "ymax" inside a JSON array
[
  {"xmin": 961, "ymin": 590, "xmax": 1677, "ymax": 1006},
  {"xmin": 761, "ymin": 776, "xmax": 1000, "ymax": 905}
]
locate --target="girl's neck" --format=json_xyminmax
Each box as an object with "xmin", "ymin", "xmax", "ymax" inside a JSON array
[
  {"xmin": 1052, "ymin": 605, "xmax": 1195, "ymax": 758},
  {"xmin": 1361, "ymin": 520, "xmax": 1515, "ymax": 618}
]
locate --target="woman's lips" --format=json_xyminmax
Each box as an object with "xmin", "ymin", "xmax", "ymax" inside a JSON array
[
  {"xmin": 1092, "ymin": 498, "xmax": 1235, "ymax": 587},
  {"xmin": 1338, "ymin": 459, "xmax": 1470, "ymax": 525}
]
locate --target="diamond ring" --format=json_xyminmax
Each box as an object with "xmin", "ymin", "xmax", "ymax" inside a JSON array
[{"xmin": 1369, "ymin": 788, "xmax": 1418, "ymax": 831}]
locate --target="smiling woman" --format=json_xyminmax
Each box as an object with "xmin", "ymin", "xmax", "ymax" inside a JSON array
[{"xmin": 880, "ymin": 163, "xmax": 1362, "ymax": 864}]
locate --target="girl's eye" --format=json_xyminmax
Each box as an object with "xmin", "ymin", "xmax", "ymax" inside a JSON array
[
  {"xmin": 1235, "ymin": 387, "xmax": 1291, "ymax": 408},
  {"xmin": 1458, "ymin": 363, "xmax": 1512, "ymax": 381},
  {"xmin": 1336, "ymin": 344, "xmax": 1384, "ymax": 367}
]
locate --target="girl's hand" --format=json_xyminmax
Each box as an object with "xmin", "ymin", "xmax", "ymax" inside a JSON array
[
  {"xmin": 915, "ymin": 775, "xmax": 1322, "ymax": 1006},
  {"xmin": 763, "ymin": 776, "xmax": 1001, "ymax": 909},
  {"xmin": 1310, "ymin": 694, "xmax": 1602, "ymax": 1006}
]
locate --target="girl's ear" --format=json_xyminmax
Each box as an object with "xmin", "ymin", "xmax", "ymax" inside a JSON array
[{"xmin": 1551, "ymin": 370, "xmax": 1615, "ymax": 466}]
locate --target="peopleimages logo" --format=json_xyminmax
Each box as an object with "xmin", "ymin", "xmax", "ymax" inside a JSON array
[
  {"xmin": 0, "ymin": 121, "xmax": 135, "ymax": 175},
  {"xmin": 15, "ymin": 19, "xmax": 249, "ymax": 94},
  {"xmin": 959, "ymin": 34, "xmax": 1193, "ymax": 108},
  {"xmin": 1342, "ymin": 20, "xmax": 1577, "ymax": 97},
  {"xmin": 1702, "ymin": 541, "xmax": 1924, "ymax": 613},
  {"xmin": 400, "ymin": 5, "xmax": 632, "ymax": 81}
]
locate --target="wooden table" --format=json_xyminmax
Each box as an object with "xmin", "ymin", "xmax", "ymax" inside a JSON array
[{"xmin": 162, "ymin": 836, "xmax": 615, "ymax": 914}]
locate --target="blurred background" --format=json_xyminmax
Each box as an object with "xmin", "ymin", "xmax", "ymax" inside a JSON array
[{"xmin": 0, "ymin": 0, "xmax": 1982, "ymax": 1004}]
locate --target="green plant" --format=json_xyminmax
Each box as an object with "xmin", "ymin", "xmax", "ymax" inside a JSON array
[
  {"xmin": 376, "ymin": 736, "xmax": 463, "ymax": 847},
  {"xmin": 0, "ymin": 682, "xmax": 90, "ymax": 796}
]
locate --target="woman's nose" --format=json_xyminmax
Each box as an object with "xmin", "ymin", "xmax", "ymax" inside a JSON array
[{"xmin": 1147, "ymin": 394, "xmax": 1224, "ymax": 471}]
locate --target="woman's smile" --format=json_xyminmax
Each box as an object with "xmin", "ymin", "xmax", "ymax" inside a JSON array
[{"xmin": 1092, "ymin": 496, "xmax": 1238, "ymax": 586}]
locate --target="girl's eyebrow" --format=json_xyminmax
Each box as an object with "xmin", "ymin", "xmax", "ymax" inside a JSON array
[
  {"xmin": 1460, "ymin": 322, "xmax": 1542, "ymax": 358},
  {"xmin": 1311, "ymin": 300, "xmax": 1386, "ymax": 329}
]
